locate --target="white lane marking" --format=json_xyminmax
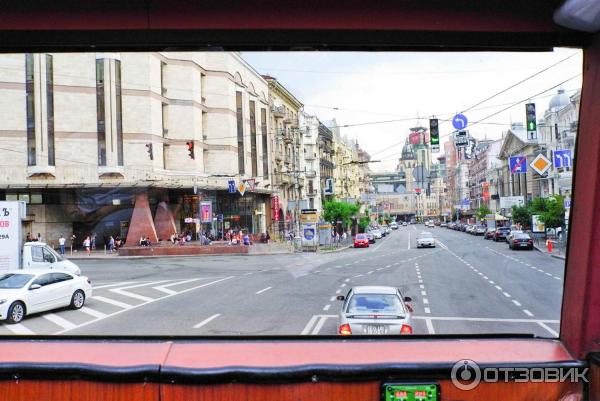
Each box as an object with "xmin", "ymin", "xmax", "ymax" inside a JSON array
[
  {"xmin": 354, "ymin": 274, "xmax": 363, "ymax": 278},
  {"xmin": 424, "ymin": 307, "xmax": 431, "ymax": 314},
  {"xmin": 425, "ymin": 318, "xmax": 435, "ymax": 334},
  {"xmin": 512, "ymin": 300, "xmax": 522, "ymax": 307},
  {"xmin": 494, "ymin": 285, "xmax": 503, "ymax": 291},
  {"xmin": 421, "ymin": 291, "xmax": 427, "ymax": 296},
  {"xmin": 386, "ymin": 264, "xmax": 392, "ymax": 268},
  {"xmin": 336, "ymin": 289, "xmax": 342, "ymax": 294},
  {"xmin": 323, "ymin": 304, "xmax": 331, "ymax": 311},
  {"xmin": 420, "ymin": 285, "xmax": 425, "ymax": 289},
  {"xmin": 483, "ymin": 276, "xmax": 488, "ymax": 279},
  {"xmin": 193, "ymin": 313, "xmax": 221, "ymax": 329},
  {"xmin": 3, "ymin": 323, "xmax": 34, "ymax": 335},
  {"xmin": 412, "ymin": 316, "xmax": 559, "ymax": 323},
  {"xmin": 109, "ymin": 280, "xmax": 174, "ymax": 302},
  {"xmin": 367, "ymin": 271, "xmax": 374, "ymax": 275},
  {"xmin": 153, "ymin": 278, "xmax": 205, "ymax": 295},
  {"xmin": 301, "ymin": 315, "xmax": 319, "ymax": 335},
  {"xmin": 345, "ymin": 278, "xmax": 350, "ymax": 282},
  {"xmin": 56, "ymin": 276, "xmax": 234, "ymax": 334},
  {"xmin": 345, "ymin": 263, "xmax": 351, "ymax": 266},
  {"xmin": 522, "ymin": 309, "xmax": 534, "ymax": 317},
  {"xmin": 78, "ymin": 306, "xmax": 107, "ymax": 319},
  {"xmin": 312, "ymin": 315, "xmax": 329, "ymax": 334},
  {"xmin": 340, "ymin": 283, "xmax": 346, "ymax": 287},
  {"xmin": 42, "ymin": 313, "xmax": 77, "ymax": 330},
  {"xmin": 418, "ymin": 279, "xmax": 423, "ymax": 283},
  {"xmin": 93, "ymin": 296, "xmax": 134, "ymax": 309},
  {"xmin": 489, "ymin": 280, "xmax": 495, "ymax": 284},
  {"xmin": 255, "ymin": 286, "xmax": 272, "ymax": 295},
  {"xmin": 537, "ymin": 321, "xmax": 559, "ymax": 337},
  {"xmin": 503, "ymin": 292, "xmax": 512, "ymax": 298},
  {"xmin": 377, "ymin": 268, "xmax": 383, "ymax": 271},
  {"xmin": 554, "ymin": 276, "xmax": 561, "ymax": 280},
  {"xmin": 423, "ymin": 298, "xmax": 429, "ymax": 304},
  {"xmin": 330, "ymin": 296, "xmax": 336, "ymax": 301},
  {"xmin": 92, "ymin": 281, "xmax": 140, "ymax": 290}
]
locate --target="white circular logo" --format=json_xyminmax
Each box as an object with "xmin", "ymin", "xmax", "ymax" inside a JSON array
[{"xmin": 451, "ymin": 359, "xmax": 481, "ymax": 391}]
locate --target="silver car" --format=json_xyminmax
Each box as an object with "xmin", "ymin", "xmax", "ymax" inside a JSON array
[
  {"xmin": 371, "ymin": 229, "xmax": 383, "ymax": 239},
  {"xmin": 416, "ymin": 231, "xmax": 435, "ymax": 248},
  {"xmin": 337, "ymin": 286, "xmax": 413, "ymax": 335}
]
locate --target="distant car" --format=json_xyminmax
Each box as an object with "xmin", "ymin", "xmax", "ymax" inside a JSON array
[
  {"xmin": 474, "ymin": 225, "xmax": 487, "ymax": 235},
  {"xmin": 440, "ymin": 222, "xmax": 448, "ymax": 227},
  {"xmin": 365, "ymin": 232, "xmax": 376, "ymax": 244},
  {"xmin": 493, "ymin": 227, "xmax": 511, "ymax": 242},
  {"xmin": 508, "ymin": 233, "xmax": 533, "ymax": 250},
  {"xmin": 506, "ymin": 229, "xmax": 524, "ymax": 243},
  {"xmin": 459, "ymin": 224, "xmax": 467, "ymax": 232},
  {"xmin": 337, "ymin": 286, "xmax": 413, "ymax": 335},
  {"xmin": 465, "ymin": 225, "xmax": 474, "ymax": 234},
  {"xmin": 484, "ymin": 228, "xmax": 496, "ymax": 239},
  {"xmin": 425, "ymin": 221, "xmax": 435, "ymax": 228},
  {"xmin": 402, "ymin": 222, "xmax": 408, "ymax": 226},
  {"xmin": 354, "ymin": 234, "xmax": 370, "ymax": 248},
  {"xmin": 0, "ymin": 270, "xmax": 92, "ymax": 324},
  {"xmin": 390, "ymin": 222, "xmax": 399, "ymax": 230},
  {"xmin": 416, "ymin": 231, "xmax": 435, "ymax": 248},
  {"xmin": 371, "ymin": 229, "xmax": 383, "ymax": 239},
  {"xmin": 434, "ymin": 221, "xmax": 441, "ymax": 226}
]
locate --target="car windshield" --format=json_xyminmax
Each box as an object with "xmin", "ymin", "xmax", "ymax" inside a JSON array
[
  {"xmin": 0, "ymin": 274, "xmax": 34, "ymax": 289},
  {"xmin": 346, "ymin": 294, "xmax": 404, "ymax": 315},
  {"xmin": 0, "ymin": 49, "xmax": 578, "ymax": 337}
]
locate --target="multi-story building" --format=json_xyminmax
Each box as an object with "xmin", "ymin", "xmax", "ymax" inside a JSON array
[
  {"xmin": 318, "ymin": 122, "xmax": 335, "ymax": 202},
  {"xmin": 0, "ymin": 52, "xmax": 274, "ymax": 246},
  {"xmin": 263, "ymin": 75, "xmax": 304, "ymax": 236},
  {"xmin": 327, "ymin": 119, "xmax": 362, "ymax": 203},
  {"xmin": 300, "ymin": 112, "xmax": 322, "ymax": 212},
  {"xmin": 356, "ymin": 144, "xmax": 373, "ymax": 197}
]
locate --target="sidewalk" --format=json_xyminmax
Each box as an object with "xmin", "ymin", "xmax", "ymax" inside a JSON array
[{"xmin": 533, "ymin": 243, "xmax": 567, "ymax": 260}]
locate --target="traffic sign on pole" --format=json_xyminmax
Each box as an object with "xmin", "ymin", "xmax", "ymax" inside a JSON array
[
  {"xmin": 509, "ymin": 156, "xmax": 527, "ymax": 174},
  {"xmin": 530, "ymin": 153, "xmax": 551, "ymax": 175},
  {"xmin": 452, "ymin": 114, "xmax": 468, "ymax": 130}
]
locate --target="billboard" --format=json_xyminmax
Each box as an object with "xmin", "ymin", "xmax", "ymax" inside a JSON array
[
  {"xmin": 499, "ymin": 196, "xmax": 525, "ymax": 209},
  {"xmin": 0, "ymin": 202, "xmax": 24, "ymax": 273},
  {"xmin": 200, "ymin": 201, "xmax": 212, "ymax": 224},
  {"xmin": 532, "ymin": 215, "xmax": 546, "ymax": 233}
]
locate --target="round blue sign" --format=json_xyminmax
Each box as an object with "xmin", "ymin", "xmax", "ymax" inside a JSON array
[
  {"xmin": 452, "ymin": 114, "xmax": 468, "ymax": 130},
  {"xmin": 304, "ymin": 228, "xmax": 315, "ymax": 240}
]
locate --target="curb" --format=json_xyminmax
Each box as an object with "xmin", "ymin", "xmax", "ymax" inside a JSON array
[
  {"xmin": 318, "ymin": 245, "xmax": 352, "ymax": 254},
  {"xmin": 533, "ymin": 245, "xmax": 566, "ymax": 260},
  {"xmin": 66, "ymin": 250, "xmax": 295, "ymax": 260}
]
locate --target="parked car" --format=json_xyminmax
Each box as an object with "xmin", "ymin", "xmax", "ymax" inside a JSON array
[
  {"xmin": 425, "ymin": 221, "xmax": 435, "ymax": 228},
  {"xmin": 365, "ymin": 232, "xmax": 376, "ymax": 244},
  {"xmin": 459, "ymin": 224, "xmax": 467, "ymax": 232},
  {"xmin": 416, "ymin": 231, "xmax": 435, "ymax": 248},
  {"xmin": 465, "ymin": 225, "xmax": 474, "ymax": 234},
  {"xmin": 402, "ymin": 222, "xmax": 408, "ymax": 226},
  {"xmin": 353, "ymin": 234, "xmax": 370, "ymax": 248},
  {"xmin": 508, "ymin": 233, "xmax": 534, "ymax": 250},
  {"xmin": 484, "ymin": 228, "xmax": 496, "ymax": 239},
  {"xmin": 440, "ymin": 222, "xmax": 448, "ymax": 227},
  {"xmin": 474, "ymin": 225, "xmax": 487, "ymax": 235},
  {"xmin": 493, "ymin": 227, "xmax": 512, "ymax": 242},
  {"xmin": 506, "ymin": 229, "xmax": 524, "ymax": 243},
  {"xmin": 371, "ymin": 229, "xmax": 383, "ymax": 239},
  {"xmin": 390, "ymin": 222, "xmax": 398, "ymax": 230},
  {"xmin": 0, "ymin": 270, "xmax": 92, "ymax": 324},
  {"xmin": 337, "ymin": 286, "xmax": 413, "ymax": 335}
]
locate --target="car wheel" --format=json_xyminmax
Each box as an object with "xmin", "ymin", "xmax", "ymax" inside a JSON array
[
  {"xmin": 7, "ymin": 301, "xmax": 26, "ymax": 324},
  {"xmin": 70, "ymin": 290, "xmax": 86, "ymax": 309}
]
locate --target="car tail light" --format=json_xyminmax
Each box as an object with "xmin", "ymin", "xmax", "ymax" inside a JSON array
[
  {"xmin": 400, "ymin": 324, "xmax": 413, "ymax": 334},
  {"xmin": 528, "ymin": 240, "xmax": 533, "ymax": 245},
  {"xmin": 339, "ymin": 324, "xmax": 352, "ymax": 335}
]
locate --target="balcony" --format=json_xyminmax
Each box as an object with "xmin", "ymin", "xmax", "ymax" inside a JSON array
[
  {"xmin": 305, "ymin": 170, "xmax": 317, "ymax": 178},
  {"xmin": 272, "ymin": 106, "xmax": 285, "ymax": 118},
  {"xmin": 284, "ymin": 116, "xmax": 299, "ymax": 127},
  {"xmin": 307, "ymin": 189, "xmax": 318, "ymax": 197}
]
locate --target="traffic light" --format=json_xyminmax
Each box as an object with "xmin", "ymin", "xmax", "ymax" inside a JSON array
[
  {"xmin": 145, "ymin": 143, "xmax": 153, "ymax": 160},
  {"xmin": 186, "ymin": 141, "xmax": 195, "ymax": 159},
  {"xmin": 525, "ymin": 103, "xmax": 537, "ymax": 132},
  {"xmin": 429, "ymin": 118, "xmax": 439, "ymax": 145}
]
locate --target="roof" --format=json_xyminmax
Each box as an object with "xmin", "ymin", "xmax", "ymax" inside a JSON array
[
  {"xmin": 352, "ymin": 286, "xmax": 398, "ymax": 294},
  {"xmin": 5, "ymin": 269, "xmax": 64, "ymax": 275}
]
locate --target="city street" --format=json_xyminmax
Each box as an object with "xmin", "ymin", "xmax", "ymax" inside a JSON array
[{"xmin": 0, "ymin": 226, "xmax": 564, "ymax": 337}]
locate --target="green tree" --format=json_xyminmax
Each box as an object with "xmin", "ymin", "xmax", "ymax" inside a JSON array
[
  {"xmin": 358, "ymin": 216, "xmax": 371, "ymax": 233},
  {"xmin": 322, "ymin": 200, "xmax": 360, "ymax": 228},
  {"xmin": 475, "ymin": 204, "xmax": 492, "ymax": 221},
  {"xmin": 538, "ymin": 195, "xmax": 565, "ymax": 229},
  {"xmin": 511, "ymin": 205, "xmax": 531, "ymax": 229},
  {"xmin": 529, "ymin": 197, "xmax": 548, "ymax": 214}
]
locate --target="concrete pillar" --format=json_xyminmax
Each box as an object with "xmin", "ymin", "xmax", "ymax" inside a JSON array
[
  {"xmin": 125, "ymin": 193, "xmax": 158, "ymax": 246},
  {"xmin": 154, "ymin": 201, "xmax": 177, "ymax": 242}
]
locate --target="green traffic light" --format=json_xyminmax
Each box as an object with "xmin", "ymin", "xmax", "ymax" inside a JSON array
[{"xmin": 528, "ymin": 122, "xmax": 536, "ymax": 130}]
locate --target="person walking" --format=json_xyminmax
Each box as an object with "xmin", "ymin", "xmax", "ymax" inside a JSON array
[
  {"xmin": 70, "ymin": 233, "xmax": 77, "ymax": 253},
  {"xmin": 109, "ymin": 236, "xmax": 115, "ymax": 253},
  {"xmin": 37, "ymin": 233, "xmax": 43, "ymax": 242},
  {"xmin": 58, "ymin": 234, "xmax": 66, "ymax": 255},
  {"xmin": 83, "ymin": 236, "xmax": 91, "ymax": 256}
]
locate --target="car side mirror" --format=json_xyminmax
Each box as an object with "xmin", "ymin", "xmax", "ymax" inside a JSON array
[
  {"xmin": 29, "ymin": 284, "xmax": 42, "ymax": 290},
  {"xmin": 404, "ymin": 296, "xmax": 412, "ymax": 302},
  {"xmin": 336, "ymin": 295, "xmax": 345, "ymax": 301}
]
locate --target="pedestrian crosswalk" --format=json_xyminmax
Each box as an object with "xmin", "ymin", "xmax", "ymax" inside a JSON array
[{"xmin": 0, "ymin": 277, "xmax": 231, "ymax": 335}]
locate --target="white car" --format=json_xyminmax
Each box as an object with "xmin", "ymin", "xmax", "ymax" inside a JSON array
[
  {"xmin": 416, "ymin": 232, "xmax": 435, "ymax": 248},
  {"xmin": 0, "ymin": 269, "xmax": 92, "ymax": 324},
  {"xmin": 370, "ymin": 229, "xmax": 383, "ymax": 239}
]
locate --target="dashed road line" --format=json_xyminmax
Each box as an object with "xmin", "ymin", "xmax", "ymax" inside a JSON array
[
  {"xmin": 323, "ymin": 304, "xmax": 331, "ymax": 311},
  {"xmin": 256, "ymin": 286, "xmax": 272, "ymax": 294},
  {"xmin": 193, "ymin": 313, "xmax": 221, "ymax": 329},
  {"xmin": 537, "ymin": 321, "xmax": 559, "ymax": 337},
  {"xmin": 522, "ymin": 309, "xmax": 534, "ymax": 317}
]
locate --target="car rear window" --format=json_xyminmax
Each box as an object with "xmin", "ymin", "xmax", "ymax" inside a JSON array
[
  {"xmin": 347, "ymin": 294, "xmax": 403, "ymax": 315},
  {"xmin": 356, "ymin": 234, "xmax": 366, "ymax": 239}
]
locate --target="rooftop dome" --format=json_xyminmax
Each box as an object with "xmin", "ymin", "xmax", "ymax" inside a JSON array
[{"xmin": 549, "ymin": 88, "xmax": 570, "ymax": 111}]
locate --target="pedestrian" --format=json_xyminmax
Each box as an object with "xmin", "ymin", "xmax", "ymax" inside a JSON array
[
  {"xmin": 83, "ymin": 236, "xmax": 91, "ymax": 256},
  {"xmin": 26, "ymin": 232, "xmax": 31, "ymax": 242},
  {"xmin": 109, "ymin": 236, "xmax": 115, "ymax": 253},
  {"xmin": 243, "ymin": 233, "xmax": 251, "ymax": 246},
  {"xmin": 58, "ymin": 234, "xmax": 66, "ymax": 255},
  {"xmin": 70, "ymin": 233, "xmax": 77, "ymax": 251},
  {"xmin": 266, "ymin": 232, "xmax": 271, "ymax": 243},
  {"xmin": 91, "ymin": 233, "xmax": 96, "ymax": 250},
  {"xmin": 37, "ymin": 233, "xmax": 43, "ymax": 242}
]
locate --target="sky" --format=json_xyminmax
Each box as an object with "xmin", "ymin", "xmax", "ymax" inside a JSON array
[{"xmin": 241, "ymin": 49, "xmax": 583, "ymax": 172}]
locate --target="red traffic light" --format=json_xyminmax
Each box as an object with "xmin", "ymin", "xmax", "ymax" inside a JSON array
[{"xmin": 186, "ymin": 141, "xmax": 195, "ymax": 159}]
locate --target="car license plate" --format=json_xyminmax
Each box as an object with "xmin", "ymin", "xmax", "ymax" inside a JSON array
[
  {"xmin": 520, "ymin": 243, "xmax": 529, "ymax": 247},
  {"xmin": 364, "ymin": 325, "xmax": 387, "ymax": 334}
]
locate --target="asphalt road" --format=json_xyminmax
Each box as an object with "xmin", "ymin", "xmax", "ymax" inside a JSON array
[{"xmin": 0, "ymin": 225, "xmax": 565, "ymax": 337}]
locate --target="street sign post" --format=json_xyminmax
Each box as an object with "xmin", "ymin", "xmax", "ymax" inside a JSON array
[
  {"xmin": 454, "ymin": 130, "xmax": 469, "ymax": 147},
  {"xmin": 227, "ymin": 180, "xmax": 236, "ymax": 193},
  {"xmin": 499, "ymin": 196, "xmax": 525, "ymax": 209},
  {"xmin": 452, "ymin": 114, "xmax": 468, "ymax": 130},
  {"xmin": 509, "ymin": 156, "xmax": 527, "ymax": 174},
  {"xmin": 553, "ymin": 149, "xmax": 572, "ymax": 168},
  {"xmin": 530, "ymin": 153, "xmax": 551, "ymax": 175}
]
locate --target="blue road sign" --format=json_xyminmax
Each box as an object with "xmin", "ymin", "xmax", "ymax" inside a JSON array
[
  {"xmin": 509, "ymin": 156, "xmax": 527, "ymax": 174},
  {"xmin": 553, "ymin": 149, "xmax": 572, "ymax": 168},
  {"xmin": 462, "ymin": 199, "xmax": 470, "ymax": 206},
  {"xmin": 452, "ymin": 114, "xmax": 468, "ymax": 130},
  {"xmin": 227, "ymin": 180, "xmax": 236, "ymax": 193},
  {"xmin": 564, "ymin": 199, "xmax": 571, "ymax": 209}
]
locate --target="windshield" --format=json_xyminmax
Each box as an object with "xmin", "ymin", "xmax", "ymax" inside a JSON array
[
  {"xmin": 0, "ymin": 49, "xmax": 578, "ymax": 337},
  {"xmin": 0, "ymin": 274, "xmax": 34, "ymax": 289},
  {"xmin": 346, "ymin": 294, "xmax": 404, "ymax": 315}
]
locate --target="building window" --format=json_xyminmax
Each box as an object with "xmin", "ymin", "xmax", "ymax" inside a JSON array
[
  {"xmin": 46, "ymin": 54, "xmax": 55, "ymax": 166},
  {"xmin": 309, "ymin": 198, "xmax": 314, "ymax": 209},
  {"xmin": 163, "ymin": 144, "xmax": 168, "ymax": 170},
  {"xmin": 25, "ymin": 54, "xmax": 36, "ymax": 166},
  {"xmin": 249, "ymin": 100, "xmax": 258, "ymax": 177},
  {"xmin": 96, "ymin": 58, "xmax": 106, "ymax": 166},
  {"xmin": 162, "ymin": 103, "xmax": 168, "ymax": 136},
  {"xmin": 236, "ymin": 91, "xmax": 245, "ymax": 174},
  {"xmin": 115, "ymin": 60, "xmax": 124, "ymax": 166}
]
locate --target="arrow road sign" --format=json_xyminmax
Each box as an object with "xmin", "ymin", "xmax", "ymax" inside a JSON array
[
  {"xmin": 509, "ymin": 156, "xmax": 527, "ymax": 174},
  {"xmin": 227, "ymin": 180, "xmax": 236, "ymax": 193},
  {"xmin": 530, "ymin": 153, "xmax": 551, "ymax": 175},
  {"xmin": 452, "ymin": 114, "xmax": 468, "ymax": 130},
  {"xmin": 553, "ymin": 149, "xmax": 572, "ymax": 168}
]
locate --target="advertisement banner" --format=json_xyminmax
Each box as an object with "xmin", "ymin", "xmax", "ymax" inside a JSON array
[
  {"xmin": 301, "ymin": 223, "xmax": 318, "ymax": 247},
  {"xmin": 532, "ymin": 215, "xmax": 546, "ymax": 233},
  {"xmin": 499, "ymin": 196, "xmax": 525, "ymax": 209},
  {"xmin": 0, "ymin": 201, "xmax": 23, "ymax": 273},
  {"xmin": 200, "ymin": 201, "xmax": 212, "ymax": 224},
  {"xmin": 271, "ymin": 196, "xmax": 280, "ymax": 221}
]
